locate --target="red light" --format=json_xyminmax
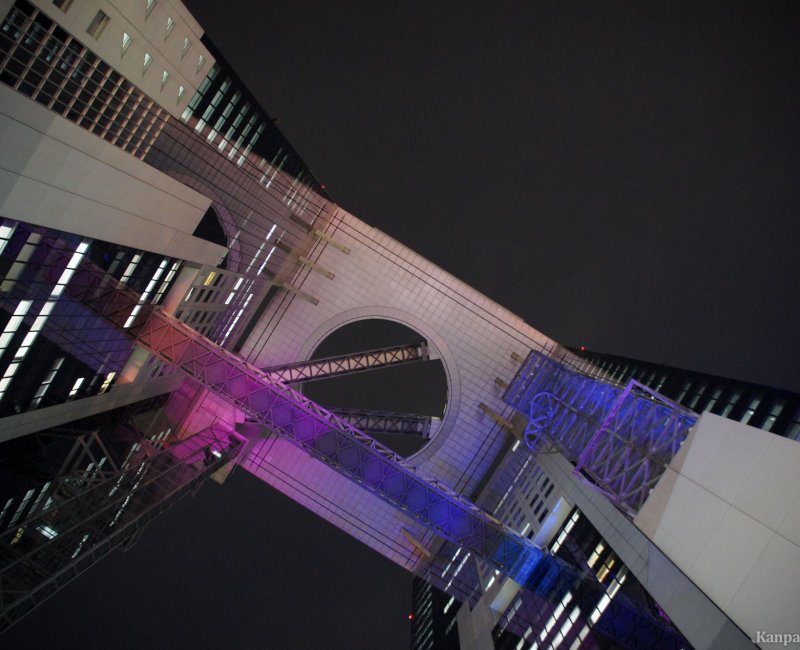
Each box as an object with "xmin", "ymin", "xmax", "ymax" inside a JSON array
[
  {"xmin": 408, "ymin": 613, "xmax": 414, "ymax": 620},
  {"xmin": 580, "ymin": 346, "xmax": 586, "ymax": 352}
]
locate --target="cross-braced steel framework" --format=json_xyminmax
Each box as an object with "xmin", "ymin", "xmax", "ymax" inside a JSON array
[
  {"xmin": 262, "ymin": 342, "xmax": 429, "ymax": 384},
  {"xmin": 327, "ymin": 408, "xmax": 432, "ymax": 438},
  {"xmin": 505, "ymin": 352, "xmax": 697, "ymax": 514},
  {"xmin": 63, "ymin": 252, "xmax": 546, "ymax": 585},
  {"xmin": 0, "ymin": 424, "xmax": 242, "ymax": 632}
]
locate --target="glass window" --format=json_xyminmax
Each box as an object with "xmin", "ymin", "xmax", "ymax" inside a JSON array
[
  {"xmin": 86, "ymin": 11, "xmax": 109, "ymax": 40},
  {"xmin": 53, "ymin": 0, "xmax": 74, "ymax": 11},
  {"xmin": 121, "ymin": 31, "xmax": 131, "ymax": 55},
  {"xmin": 143, "ymin": 51, "xmax": 152, "ymax": 74},
  {"xmin": 165, "ymin": 16, "xmax": 174, "ymax": 38},
  {"xmin": 146, "ymin": 0, "xmax": 156, "ymax": 19},
  {"xmin": 182, "ymin": 37, "xmax": 191, "ymax": 58}
]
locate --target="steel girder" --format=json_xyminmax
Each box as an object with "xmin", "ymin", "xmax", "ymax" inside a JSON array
[
  {"xmin": 505, "ymin": 352, "xmax": 696, "ymax": 515},
  {"xmin": 65, "ymin": 257, "xmax": 546, "ymax": 585},
  {"xmin": 0, "ymin": 425, "xmax": 241, "ymax": 632},
  {"xmin": 573, "ymin": 380, "xmax": 697, "ymax": 513},
  {"xmin": 262, "ymin": 342, "xmax": 429, "ymax": 383},
  {"xmin": 327, "ymin": 408, "xmax": 432, "ymax": 438}
]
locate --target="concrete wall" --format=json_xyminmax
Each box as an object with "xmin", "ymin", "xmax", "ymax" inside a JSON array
[
  {"xmin": 539, "ymin": 451, "xmax": 754, "ymax": 649},
  {"xmin": 0, "ymin": 85, "xmax": 224, "ymax": 265}
]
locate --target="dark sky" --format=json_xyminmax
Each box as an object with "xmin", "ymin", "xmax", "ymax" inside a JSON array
[{"xmin": 6, "ymin": 1, "xmax": 800, "ymax": 648}]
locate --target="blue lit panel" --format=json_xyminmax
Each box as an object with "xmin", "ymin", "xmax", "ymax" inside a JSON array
[{"xmin": 505, "ymin": 352, "xmax": 697, "ymax": 514}]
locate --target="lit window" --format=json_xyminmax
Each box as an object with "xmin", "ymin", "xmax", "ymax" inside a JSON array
[
  {"xmin": 123, "ymin": 258, "xmax": 169, "ymax": 329},
  {"xmin": 53, "ymin": 0, "xmax": 74, "ymax": 11},
  {"xmin": 98, "ymin": 371, "xmax": 116, "ymax": 394},
  {"xmin": 10, "ymin": 490, "xmax": 35, "ymax": 527},
  {"xmin": 120, "ymin": 254, "xmax": 142, "ymax": 285},
  {"xmin": 68, "ymin": 377, "xmax": 84, "ymax": 399},
  {"xmin": 165, "ymin": 16, "xmax": 174, "ymax": 38},
  {"xmin": 31, "ymin": 357, "xmax": 64, "ymax": 408},
  {"xmin": 182, "ymin": 37, "xmax": 191, "ymax": 58},
  {"xmin": 146, "ymin": 0, "xmax": 156, "ymax": 19},
  {"xmin": 86, "ymin": 10, "xmax": 109, "ymax": 40},
  {"xmin": 122, "ymin": 31, "xmax": 132, "ymax": 56},
  {"xmin": 153, "ymin": 261, "xmax": 180, "ymax": 303},
  {"xmin": 196, "ymin": 53, "xmax": 205, "ymax": 73},
  {"xmin": 0, "ymin": 223, "xmax": 16, "ymax": 256},
  {"xmin": 161, "ymin": 69, "xmax": 170, "ymax": 88},
  {"xmin": 0, "ymin": 242, "xmax": 88, "ymax": 400},
  {"xmin": 143, "ymin": 52, "xmax": 152, "ymax": 74},
  {"xmin": 1, "ymin": 232, "xmax": 42, "ymax": 293},
  {"xmin": 0, "ymin": 300, "xmax": 32, "ymax": 362}
]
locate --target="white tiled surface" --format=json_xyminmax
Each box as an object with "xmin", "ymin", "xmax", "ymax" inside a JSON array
[
  {"xmin": 232, "ymin": 203, "xmax": 578, "ymax": 576},
  {"xmin": 728, "ymin": 533, "xmax": 800, "ymax": 645},
  {"xmin": 539, "ymin": 451, "xmax": 756, "ymax": 649},
  {"xmin": 635, "ymin": 413, "xmax": 800, "ymax": 648},
  {"xmin": 243, "ymin": 208, "xmax": 565, "ymax": 494}
]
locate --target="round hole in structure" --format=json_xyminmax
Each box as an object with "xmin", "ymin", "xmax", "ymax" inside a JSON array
[{"xmin": 302, "ymin": 319, "xmax": 448, "ymax": 458}]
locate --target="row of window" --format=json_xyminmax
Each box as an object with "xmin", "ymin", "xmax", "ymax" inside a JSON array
[
  {"xmin": 51, "ymin": 0, "xmax": 206, "ymax": 105},
  {"xmin": 178, "ymin": 49, "xmax": 327, "ymax": 204},
  {"xmin": 1, "ymin": 1, "xmax": 167, "ymax": 158},
  {"xmin": 582, "ymin": 352, "xmax": 800, "ymax": 440}
]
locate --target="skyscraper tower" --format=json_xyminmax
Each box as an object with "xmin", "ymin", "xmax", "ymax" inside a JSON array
[{"xmin": 1, "ymin": 2, "xmax": 797, "ymax": 648}]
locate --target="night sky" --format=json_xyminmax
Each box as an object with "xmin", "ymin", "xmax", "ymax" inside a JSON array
[{"xmin": 6, "ymin": 1, "xmax": 800, "ymax": 648}]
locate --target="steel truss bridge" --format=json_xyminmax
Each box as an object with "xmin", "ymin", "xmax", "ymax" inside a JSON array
[
  {"xmin": 504, "ymin": 351, "xmax": 697, "ymax": 515},
  {"xmin": 0, "ymin": 241, "xmax": 696, "ymax": 646}
]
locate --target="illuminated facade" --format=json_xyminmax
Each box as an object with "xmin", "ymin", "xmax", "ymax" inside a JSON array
[{"xmin": 1, "ymin": 2, "xmax": 798, "ymax": 648}]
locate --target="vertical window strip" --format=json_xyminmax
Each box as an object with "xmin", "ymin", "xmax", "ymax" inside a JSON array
[
  {"xmin": 0, "ymin": 240, "xmax": 89, "ymax": 401},
  {"xmin": 1, "ymin": 231, "xmax": 42, "ymax": 292},
  {"xmin": 0, "ymin": 300, "xmax": 33, "ymax": 362},
  {"xmin": 28, "ymin": 481, "xmax": 51, "ymax": 517},
  {"xmin": 0, "ymin": 498, "xmax": 14, "ymax": 528},
  {"xmin": 68, "ymin": 376, "xmax": 84, "ymax": 398},
  {"xmin": 30, "ymin": 356, "xmax": 64, "ymax": 408},
  {"xmin": 0, "ymin": 223, "xmax": 17, "ymax": 256},
  {"xmin": 220, "ymin": 291, "xmax": 253, "ymax": 346},
  {"xmin": 9, "ymin": 488, "xmax": 35, "ymax": 526},
  {"xmin": 98, "ymin": 371, "xmax": 117, "ymax": 394},
  {"xmin": 123, "ymin": 257, "xmax": 169, "ymax": 328},
  {"xmin": 119, "ymin": 253, "xmax": 142, "ymax": 285},
  {"xmin": 153, "ymin": 261, "xmax": 180, "ymax": 304}
]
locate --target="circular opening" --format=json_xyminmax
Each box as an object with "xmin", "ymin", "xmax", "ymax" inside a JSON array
[{"xmin": 303, "ymin": 319, "xmax": 448, "ymax": 458}]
